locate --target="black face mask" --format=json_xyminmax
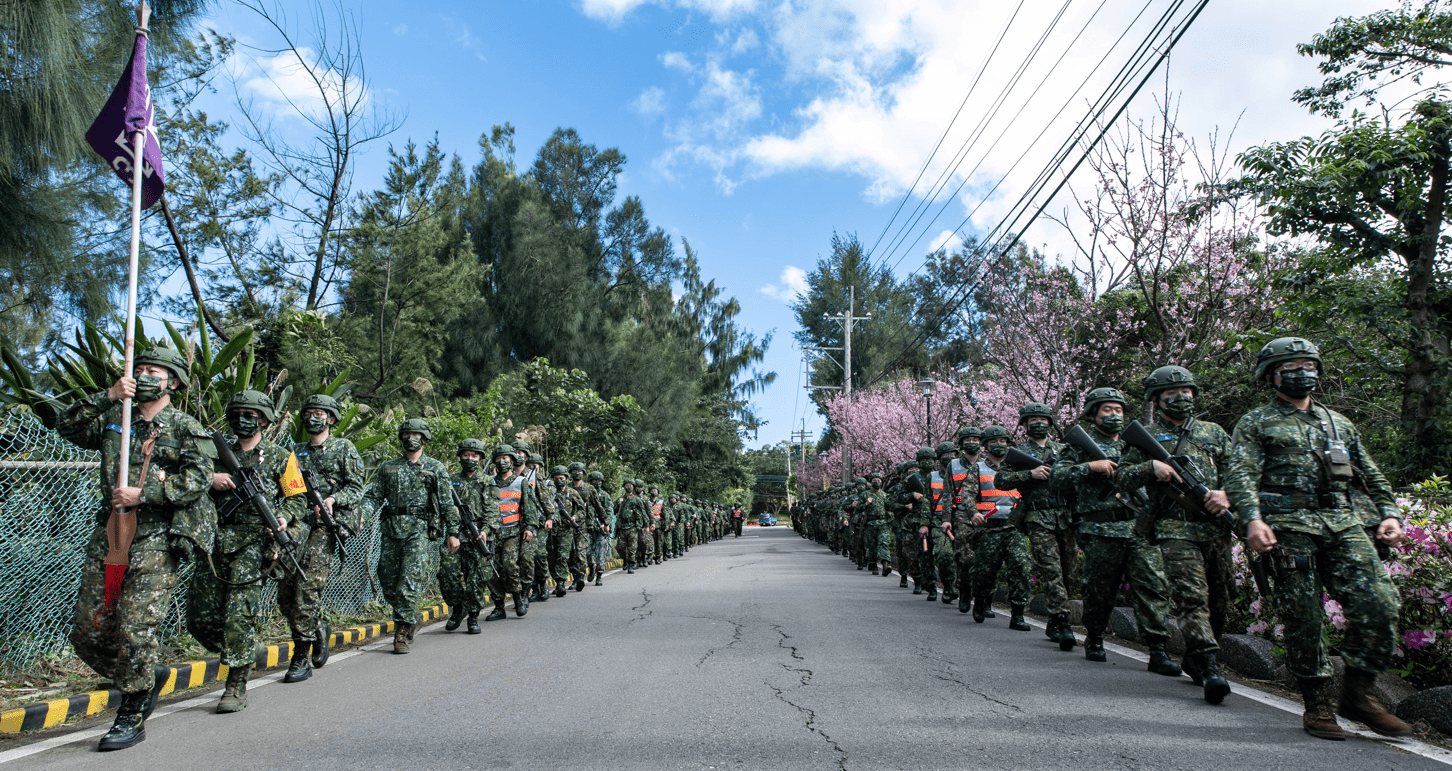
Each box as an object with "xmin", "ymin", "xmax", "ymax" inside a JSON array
[
  {"xmin": 987, "ymin": 444, "xmax": 1009, "ymax": 458},
  {"xmin": 1097, "ymin": 414, "xmax": 1125, "ymax": 434},
  {"xmin": 494, "ymin": 457, "xmax": 512, "ymax": 475},
  {"xmin": 960, "ymin": 443, "xmax": 980, "ymax": 456},
  {"xmin": 460, "ymin": 458, "xmax": 480, "ymax": 474},
  {"xmin": 1276, "ymin": 368, "xmax": 1319, "ymax": 398},
  {"xmin": 1025, "ymin": 422, "xmax": 1050, "ymax": 439},
  {"xmin": 871, "ymin": 480, "xmax": 882, "ymax": 490},
  {"xmin": 400, "ymin": 435, "xmax": 423, "ymax": 453},
  {"xmin": 134, "ymin": 374, "xmax": 166, "ymax": 404},
  {"xmin": 229, "ymin": 414, "xmax": 260, "ymax": 438},
  {"xmin": 303, "ymin": 414, "xmax": 330, "ymax": 435},
  {"xmin": 1160, "ymin": 393, "xmax": 1194, "ymax": 420}
]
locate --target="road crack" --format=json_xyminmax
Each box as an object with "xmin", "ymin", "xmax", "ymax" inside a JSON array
[
  {"xmin": 915, "ymin": 645, "xmax": 1022, "ymax": 713},
  {"xmin": 690, "ymin": 616, "xmax": 745, "ymax": 668},
  {"xmin": 630, "ymin": 587, "xmax": 653, "ymax": 624},
  {"xmin": 766, "ymin": 624, "xmax": 847, "ymax": 770}
]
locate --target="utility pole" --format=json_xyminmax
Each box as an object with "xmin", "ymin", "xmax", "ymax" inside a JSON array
[
  {"xmin": 821, "ymin": 286, "xmax": 871, "ymax": 485},
  {"xmin": 788, "ymin": 422, "xmax": 812, "ymax": 509}
]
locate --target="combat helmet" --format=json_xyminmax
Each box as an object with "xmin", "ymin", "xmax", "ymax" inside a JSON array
[
  {"xmin": 1253, "ymin": 337, "xmax": 1322, "ymax": 383},
  {"xmin": 568, "ymin": 462, "xmax": 586, "ymax": 473},
  {"xmin": 457, "ymin": 438, "xmax": 488, "ymax": 456},
  {"xmin": 867, "ymin": 470, "xmax": 884, "ymax": 482},
  {"xmin": 527, "ymin": 452, "xmax": 544, "ymax": 466},
  {"xmin": 915, "ymin": 447, "xmax": 937, "ymax": 464},
  {"xmin": 955, "ymin": 425, "xmax": 982, "ymax": 442},
  {"xmin": 1142, "ymin": 365, "xmax": 1197, "ymax": 402},
  {"xmin": 301, "ymin": 393, "xmax": 343, "ymax": 421},
  {"xmin": 226, "ymin": 389, "xmax": 276, "ymax": 422},
  {"xmin": 398, "ymin": 418, "xmax": 432, "ymax": 440},
  {"xmin": 894, "ymin": 461, "xmax": 912, "ymax": 475},
  {"xmin": 133, "ymin": 346, "xmax": 190, "ymax": 389},
  {"xmin": 1081, "ymin": 387, "xmax": 1127, "ymax": 417},
  {"xmin": 491, "ymin": 443, "xmax": 517, "ymax": 462},
  {"xmin": 512, "ymin": 440, "xmax": 532, "ymax": 454},
  {"xmin": 1017, "ymin": 402, "xmax": 1054, "ymax": 425},
  {"xmin": 852, "ymin": 476, "xmax": 867, "ymax": 486},
  {"xmin": 982, "ymin": 425, "xmax": 1011, "ymax": 442},
  {"xmin": 934, "ymin": 441, "xmax": 957, "ymax": 457},
  {"xmin": 587, "ymin": 470, "xmax": 604, "ymax": 482}
]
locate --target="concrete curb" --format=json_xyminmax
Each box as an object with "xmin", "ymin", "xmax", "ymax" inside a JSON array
[{"xmin": 0, "ymin": 603, "xmax": 448, "ymax": 734}]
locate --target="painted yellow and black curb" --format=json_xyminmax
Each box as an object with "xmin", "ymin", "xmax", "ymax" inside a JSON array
[{"xmin": 0, "ymin": 603, "xmax": 449, "ymax": 734}]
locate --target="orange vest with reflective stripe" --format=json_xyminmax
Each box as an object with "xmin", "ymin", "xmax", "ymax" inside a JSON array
[
  {"xmin": 977, "ymin": 460, "xmax": 1020, "ymax": 519},
  {"xmin": 499, "ymin": 475, "xmax": 523, "ymax": 528},
  {"xmin": 651, "ymin": 500, "xmax": 663, "ymax": 521}
]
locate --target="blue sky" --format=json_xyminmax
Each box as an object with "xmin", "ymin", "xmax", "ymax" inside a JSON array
[{"xmin": 175, "ymin": 0, "xmax": 1387, "ymax": 448}]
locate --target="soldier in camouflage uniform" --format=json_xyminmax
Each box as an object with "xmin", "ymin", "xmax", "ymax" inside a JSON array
[
  {"xmin": 549, "ymin": 465, "xmax": 587, "ymax": 595},
  {"xmin": 486, "ymin": 444, "xmax": 537, "ymax": 619},
  {"xmin": 440, "ymin": 439, "xmax": 495, "ymax": 634},
  {"xmin": 1050, "ymin": 387, "xmax": 1181, "ymax": 677},
  {"xmin": 189, "ymin": 390, "xmax": 306, "ymax": 713},
  {"xmin": 615, "ymin": 480, "xmax": 643, "ymax": 573},
  {"xmin": 280, "ymin": 393, "xmax": 365, "ymax": 683},
  {"xmin": 366, "ymin": 419, "xmax": 456, "ymax": 653},
  {"xmin": 969, "ymin": 426, "xmax": 1033, "ymax": 631},
  {"xmin": 637, "ymin": 481, "xmax": 655, "ymax": 565},
  {"xmin": 60, "ymin": 347, "xmax": 213, "ymax": 751},
  {"xmin": 995, "ymin": 404, "xmax": 1076, "ymax": 648},
  {"xmin": 888, "ymin": 462, "xmax": 918, "ymax": 587},
  {"xmin": 647, "ymin": 484, "xmax": 667, "ymax": 562},
  {"xmin": 1116, "ymin": 366, "xmax": 1234, "ymax": 703},
  {"xmin": 585, "ymin": 471, "xmax": 613, "ymax": 584},
  {"xmin": 1226, "ymin": 338, "xmax": 1409, "ymax": 739},
  {"xmin": 947, "ymin": 427, "xmax": 981, "ymax": 613},
  {"xmin": 902, "ymin": 450, "xmax": 937, "ymax": 595},
  {"xmin": 567, "ymin": 463, "xmax": 600, "ymax": 582},
  {"xmin": 926, "ymin": 443, "xmax": 960, "ymax": 602},
  {"xmin": 862, "ymin": 472, "xmax": 891, "ymax": 574},
  {"xmin": 523, "ymin": 449, "xmax": 556, "ymax": 602},
  {"xmin": 668, "ymin": 493, "xmax": 685, "ymax": 558}
]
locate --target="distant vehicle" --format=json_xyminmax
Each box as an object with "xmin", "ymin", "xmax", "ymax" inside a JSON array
[{"xmin": 757, "ymin": 514, "xmax": 777, "ymax": 527}]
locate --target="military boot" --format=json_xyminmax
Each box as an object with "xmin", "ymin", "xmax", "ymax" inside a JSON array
[
  {"xmin": 97, "ymin": 691, "xmax": 149, "ymax": 751},
  {"xmin": 972, "ymin": 597, "xmax": 987, "ymax": 623},
  {"xmin": 574, "ymin": 577, "xmax": 586, "ymax": 592},
  {"xmin": 466, "ymin": 611, "xmax": 482, "ymax": 635},
  {"xmin": 1341, "ymin": 666, "xmax": 1412, "ymax": 736},
  {"xmin": 1300, "ymin": 678, "xmax": 1345, "ymax": 740},
  {"xmin": 870, "ymin": 563, "xmax": 880, "ymax": 575},
  {"xmin": 594, "ymin": 573, "xmax": 603, "ymax": 586},
  {"xmin": 217, "ymin": 666, "xmax": 250, "ymax": 712},
  {"xmin": 393, "ymin": 622, "xmax": 414, "ymax": 654},
  {"xmin": 1009, "ymin": 605, "xmax": 1031, "ymax": 631},
  {"xmin": 1044, "ymin": 614, "xmax": 1060, "ymax": 641},
  {"xmin": 1200, "ymin": 653, "xmax": 1230, "ymax": 705},
  {"xmin": 900, "ymin": 574, "xmax": 909, "ymax": 588},
  {"xmin": 312, "ymin": 623, "xmax": 331, "ymax": 669},
  {"xmin": 283, "ymin": 640, "xmax": 312, "ymax": 683},
  {"xmin": 1183, "ymin": 653, "xmax": 1204, "ymax": 686},
  {"xmin": 980, "ymin": 600, "xmax": 997, "ymax": 619},
  {"xmin": 553, "ymin": 581, "xmax": 568, "ymax": 597},
  {"xmin": 533, "ymin": 582, "xmax": 549, "ymax": 602},
  {"xmin": 912, "ymin": 579, "xmax": 923, "ymax": 595},
  {"xmin": 445, "ymin": 605, "xmax": 465, "ymax": 632},
  {"xmin": 926, "ymin": 583, "xmax": 938, "ymax": 601},
  {"xmin": 1054, "ymin": 614, "xmax": 1076, "ymax": 652},
  {"xmin": 1084, "ymin": 635, "xmax": 1107, "ymax": 662},
  {"xmin": 627, "ymin": 562, "xmax": 635, "ymax": 574},
  {"xmin": 1147, "ymin": 648, "xmax": 1182, "ymax": 677},
  {"xmin": 857, "ymin": 563, "xmax": 865, "ymax": 570},
  {"xmin": 513, "ymin": 591, "xmax": 529, "ymax": 617},
  {"xmin": 486, "ymin": 599, "xmax": 508, "ymax": 622},
  {"xmin": 958, "ymin": 593, "xmax": 971, "ymax": 613},
  {"xmin": 942, "ymin": 588, "xmax": 957, "ymax": 604}
]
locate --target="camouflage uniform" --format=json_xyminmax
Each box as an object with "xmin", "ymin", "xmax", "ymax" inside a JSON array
[
  {"xmin": 489, "ymin": 465, "xmax": 540, "ymax": 610},
  {"xmin": 59, "ymin": 389, "xmax": 213, "ymax": 696},
  {"xmin": 1117, "ymin": 416, "xmax": 1234, "ymax": 658},
  {"xmin": 648, "ymin": 493, "xmax": 667, "ymax": 559},
  {"xmin": 549, "ymin": 478, "xmax": 587, "ymax": 590},
  {"xmin": 615, "ymin": 486, "xmax": 643, "ymax": 568},
  {"xmin": 584, "ymin": 479, "xmax": 614, "ymax": 574},
  {"xmin": 188, "ymin": 436, "xmax": 306, "ymax": 667},
  {"xmin": 278, "ymin": 435, "xmax": 365, "ymax": 641},
  {"xmin": 440, "ymin": 470, "xmax": 497, "ymax": 618},
  {"xmin": 1225, "ymin": 398, "xmax": 1401, "ymax": 682},
  {"xmin": 926, "ymin": 463, "xmax": 958, "ymax": 598},
  {"xmin": 1051, "ymin": 428, "xmax": 1174, "ymax": 651},
  {"xmin": 995, "ymin": 439, "xmax": 1077, "ymax": 620},
  {"xmin": 861, "ymin": 480, "xmax": 891, "ymax": 569},
  {"xmin": 950, "ymin": 457, "xmax": 982, "ymax": 601},
  {"xmin": 528, "ymin": 467, "xmax": 556, "ymax": 598},
  {"xmin": 969, "ymin": 456, "xmax": 1033, "ymax": 616},
  {"xmin": 368, "ymin": 453, "xmax": 456, "ymax": 624}
]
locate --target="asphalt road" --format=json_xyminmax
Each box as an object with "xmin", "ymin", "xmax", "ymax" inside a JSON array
[{"xmin": 6, "ymin": 527, "xmax": 1445, "ymax": 770}]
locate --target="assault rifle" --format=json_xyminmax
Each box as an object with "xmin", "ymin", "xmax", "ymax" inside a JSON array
[
  {"xmin": 300, "ymin": 468, "xmax": 354, "ymax": 563},
  {"xmin": 1003, "ymin": 446, "xmax": 1048, "ymax": 471},
  {"xmin": 1062, "ymin": 424, "xmax": 1149, "ymax": 515},
  {"xmin": 450, "ymin": 485, "xmax": 501, "ymax": 573},
  {"xmin": 1120, "ymin": 421, "xmax": 1235, "ymax": 540},
  {"xmin": 211, "ymin": 433, "xmax": 307, "ymax": 580}
]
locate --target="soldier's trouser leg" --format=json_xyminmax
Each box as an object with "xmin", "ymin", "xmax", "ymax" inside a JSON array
[
  {"xmin": 1079, "ymin": 534, "xmax": 1125, "ymax": 637},
  {"xmin": 490, "ymin": 535, "xmax": 522, "ymax": 597},
  {"xmin": 1059, "ymin": 527, "xmax": 1081, "ymax": 590},
  {"xmin": 1274, "ymin": 528, "xmax": 1399, "ymax": 680},
  {"xmin": 461, "ymin": 546, "xmax": 493, "ymax": 613},
  {"xmin": 954, "ymin": 532, "xmax": 974, "ymax": 595},
  {"xmin": 69, "ymin": 536, "xmax": 179, "ymax": 694},
  {"xmin": 378, "ymin": 531, "xmax": 430, "ymax": 624},
  {"xmin": 517, "ymin": 531, "xmax": 537, "ymax": 588},
  {"xmin": 1160, "ymin": 537, "xmax": 1218, "ymax": 656},
  {"xmin": 1082, "ymin": 534, "xmax": 1172, "ymax": 644},
  {"xmin": 592, "ymin": 533, "xmax": 611, "ymax": 568},
  {"xmin": 186, "ymin": 538, "xmax": 265, "ymax": 666},
  {"xmin": 438, "ymin": 545, "xmax": 467, "ymax": 615},
  {"xmin": 653, "ymin": 528, "xmax": 665, "ymax": 556},
  {"xmin": 278, "ymin": 526, "xmax": 333, "ymax": 639},
  {"xmin": 618, "ymin": 530, "xmax": 638, "ymax": 564},
  {"xmin": 970, "ymin": 529, "xmax": 1007, "ymax": 600},
  {"xmin": 568, "ymin": 530, "xmax": 588, "ymax": 579},
  {"xmin": 1029, "ymin": 524, "xmax": 1071, "ymax": 616},
  {"xmin": 1204, "ymin": 536, "xmax": 1233, "ymax": 640},
  {"xmin": 931, "ymin": 528, "xmax": 957, "ymax": 590},
  {"xmin": 532, "ymin": 530, "xmax": 551, "ymax": 586},
  {"xmin": 549, "ymin": 530, "xmax": 573, "ymax": 583},
  {"xmin": 991, "ymin": 528, "xmax": 1032, "ymax": 606}
]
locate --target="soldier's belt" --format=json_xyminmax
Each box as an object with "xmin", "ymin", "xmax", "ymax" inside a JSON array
[
  {"xmin": 1023, "ymin": 497, "xmax": 1067, "ymax": 511},
  {"xmin": 382, "ymin": 504, "xmax": 428, "ymax": 518},
  {"xmin": 1259, "ymin": 491, "xmax": 1349, "ymax": 511}
]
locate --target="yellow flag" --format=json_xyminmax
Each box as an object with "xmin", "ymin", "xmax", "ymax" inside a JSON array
[{"xmin": 279, "ymin": 452, "xmax": 307, "ymax": 498}]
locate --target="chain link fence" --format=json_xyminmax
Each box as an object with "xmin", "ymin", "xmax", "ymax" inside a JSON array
[{"xmin": 0, "ymin": 410, "xmax": 416, "ymax": 678}]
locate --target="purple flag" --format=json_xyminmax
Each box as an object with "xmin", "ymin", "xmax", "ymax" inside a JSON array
[{"xmin": 86, "ymin": 32, "xmax": 165, "ymax": 209}]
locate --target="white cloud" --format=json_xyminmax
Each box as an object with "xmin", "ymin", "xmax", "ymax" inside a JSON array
[
  {"xmin": 580, "ymin": 0, "xmax": 758, "ymax": 24},
  {"xmin": 440, "ymin": 17, "xmax": 487, "ymax": 61},
  {"xmin": 392, "ymin": 23, "xmax": 408, "ymax": 35},
  {"xmin": 236, "ymin": 46, "xmax": 363, "ymax": 123},
  {"xmin": 634, "ymin": 85, "xmax": 667, "ymax": 117},
  {"xmin": 928, "ymin": 230, "xmax": 960, "ymax": 254},
  {"xmin": 590, "ymin": 0, "xmax": 1391, "ymax": 251},
  {"xmin": 760, "ymin": 265, "xmax": 809, "ymax": 302}
]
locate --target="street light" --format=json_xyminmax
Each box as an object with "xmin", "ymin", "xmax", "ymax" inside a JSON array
[{"xmin": 919, "ymin": 375, "xmax": 937, "ymax": 446}]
